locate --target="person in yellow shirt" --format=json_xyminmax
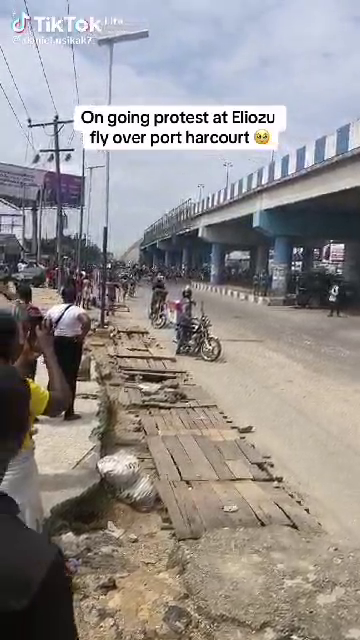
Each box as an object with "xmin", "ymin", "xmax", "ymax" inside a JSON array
[{"xmin": 0, "ymin": 311, "xmax": 71, "ymax": 531}]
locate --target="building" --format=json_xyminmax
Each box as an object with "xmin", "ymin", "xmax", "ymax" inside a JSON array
[{"xmin": 0, "ymin": 234, "xmax": 23, "ymax": 266}]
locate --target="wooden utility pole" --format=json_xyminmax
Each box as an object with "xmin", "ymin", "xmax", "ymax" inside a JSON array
[
  {"xmin": 28, "ymin": 116, "xmax": 74, "ymax": 288},
  {"xmin": 76, "ymin": 148, "xmax": 85, "ymax": 272}
]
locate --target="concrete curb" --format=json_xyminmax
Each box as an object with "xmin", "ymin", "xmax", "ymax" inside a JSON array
[
  {"xmin": 191, "ymin": 281, "xmax": 271, "ymax": 305},
  {"xmin": 37, "ymin": 363, "xmax": 105, "ymax": 524}
]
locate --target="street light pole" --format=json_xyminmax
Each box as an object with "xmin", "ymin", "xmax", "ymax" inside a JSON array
[
  {"xmin": 223, "ymin": 161, "xmax": 233, "ymax": 190},
  {"xmin": 100, "ymin": 42, "xmax": 114, "ymax": 327},
  {"xmin": 96, "ymin": 27, "xmax": 149, "ymax": 327},
  {"xmin": 198, "ymin": 183, "xmax": 204, "ymax": 201}
]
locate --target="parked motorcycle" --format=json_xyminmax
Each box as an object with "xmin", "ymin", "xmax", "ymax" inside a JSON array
[
  {"xmin": 151, "ymin": 300, "xmax": 167, "ymax": 329},
  {"xmin": 176, "ymin": 305, "xmax": 222, "ymax": 362}
]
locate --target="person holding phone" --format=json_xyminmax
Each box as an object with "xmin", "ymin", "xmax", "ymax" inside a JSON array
[
  {"xmin": 0, "ymin": 311, "xmax": 71, "ymax": 531},
  {"xmin": 13, "ymin": 283, "xmax": 43, "ymax": 380}
]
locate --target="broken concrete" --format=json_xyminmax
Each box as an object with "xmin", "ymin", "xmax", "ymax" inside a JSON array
[
  {"xmin": 184, "ymin": 526, "xmax": 360, "ymax": 640},
  {"xmin": 35, "ymin": 360, "xmax": 103, "ymax": 519}
]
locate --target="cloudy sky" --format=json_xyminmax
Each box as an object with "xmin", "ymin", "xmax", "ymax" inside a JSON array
[{"xmin": 1, "ymin": 0, "xmax": 360, "ymax": 252}]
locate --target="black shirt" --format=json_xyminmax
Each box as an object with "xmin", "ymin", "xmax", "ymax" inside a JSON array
[{"xmin": 0, "ymin": 492, "xmax": 78, "ymax": 639}]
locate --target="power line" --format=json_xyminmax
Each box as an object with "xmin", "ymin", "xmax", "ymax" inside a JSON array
[
  {"xmin": 66, "ymin": 0, "xmax": 80, "ymax": 104},
  {"xmin": 0, "ymin": 43, "xmax": 31, "ymax": 120},
  {"xmin": 0, "ymin": 80, "xmax": 35, "ymax": 149},
  {"xmin": 23, "ymin": 0, "xmax": 57, "ymax": 112}
]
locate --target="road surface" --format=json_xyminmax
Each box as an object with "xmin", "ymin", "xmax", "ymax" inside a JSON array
[{"xmin": 133, "ymin": 284, "xmax": 360, "ymax": 545}]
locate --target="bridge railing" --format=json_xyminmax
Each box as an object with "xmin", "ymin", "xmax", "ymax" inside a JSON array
[{"xmin": 141, "ymin": 119, "xmax": 360, "ymax": 248}]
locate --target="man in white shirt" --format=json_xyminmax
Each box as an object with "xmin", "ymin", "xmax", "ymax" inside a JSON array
[{"xmin": 46, "ymin": 287, "xmax": 91, "ymax": 421}]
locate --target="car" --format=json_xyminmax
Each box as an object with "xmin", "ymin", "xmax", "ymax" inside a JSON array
[{"xmin": 13, "ymin": 262, "xmax": 46, "ymax": 287}]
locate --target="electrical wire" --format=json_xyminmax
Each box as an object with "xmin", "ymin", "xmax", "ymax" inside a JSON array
[
  {"xmin": 0, "ymin": 80, "xmax": 35, "ymax": 150},
  {"xmin": 0, "ymin": 43, "xmax": 31, "ymax": 121},
  {"xmin": 65, "ymin": 0, "xmax": 80, "ymax": 104},
  {"xmin": 23, "ymin": 0, "xmax": 57, "ymax": 113}
]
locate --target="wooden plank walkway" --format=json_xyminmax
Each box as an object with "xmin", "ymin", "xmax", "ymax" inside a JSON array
[{"xmin": 110, "ymin": 319, "xmax": 320, "ymax": 540}]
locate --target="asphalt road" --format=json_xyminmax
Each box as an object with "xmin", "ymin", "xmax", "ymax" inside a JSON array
[{"xmin": 134, "ymin": 284, "xmax": 360, "ymax": 545}]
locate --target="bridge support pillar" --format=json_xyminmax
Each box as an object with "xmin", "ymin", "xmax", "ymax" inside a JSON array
[
  {"xmin": 182, "ymin": 246, "xmax": 191, "ymax": 274},
  {"xmin": 271, "ymin": 236, "xmax": 293, "ymax": 297},
  {"xmin": 302, "ymin": 247, "xmax": 314, "ymax": 272},
  {"xmin": 256, "ymin": 245, "xmax": 269, "ymax": 273},
  {"xmin": 164, "ymin": 250, "xmax": 172, "ymax": 268},
  {"xmin": 343, "ymin": 242, "xmax": 360, "ymax": 290},
  {"xmin": 210, "ymin": 243, "xmax": 225, "ymax": 284}
]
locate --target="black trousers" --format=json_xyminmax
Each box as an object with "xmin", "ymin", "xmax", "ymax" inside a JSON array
[{"xmin": 53, "ymin": 337, "xmax": 83, "ymax": 417}]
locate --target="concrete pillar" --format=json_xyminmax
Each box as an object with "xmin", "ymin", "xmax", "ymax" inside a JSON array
[
  {"xmin": 271, "ymin": 236, "xmax": 293, "ymax": 296},
  {"xmin": 343, "ymin": 242, "xmax": 360, "ymax": 289},
  {"xmin": 249, "ymin": 248, "xmax": 256, "ymax": 275},
  {"xmin": 302, "ymin": 247, "xmax": 314, "ymax": 272},
  {"xmin": 182, "ymin": 246, "xmax": 191, "ymax": 273},
  {"xmin": 164, "ymin": 250, "xmax": 172, "ymax": 268},
  {"xmin": 210, "ymin": 243, "xmax": 225, "ymax": 284},
  {"xmin": 256, "ymin": 245, "xmax": 269, "ymax": 273}
]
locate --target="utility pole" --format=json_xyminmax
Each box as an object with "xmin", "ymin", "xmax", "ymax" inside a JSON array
[
  {"xmin": 76, "ymin": 148, "xmax": 86, "ymax": 272},
  {"xmin": 28, "ymin": 116, "xmax": 74, "ymax": 289}
]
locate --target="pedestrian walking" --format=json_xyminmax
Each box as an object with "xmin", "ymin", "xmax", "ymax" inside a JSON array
[{"xmin": 46, "ymin": 287, "xmax": 91, "ymax": 421}]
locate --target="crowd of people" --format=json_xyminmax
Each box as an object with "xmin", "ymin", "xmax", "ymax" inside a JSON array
[{"xmin": 0, "ymin": 274, "xmax": 95, "ymax": 636}]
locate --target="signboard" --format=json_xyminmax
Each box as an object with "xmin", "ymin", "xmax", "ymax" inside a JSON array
[
  {"xmin": 0, "ymin": 162, "xmax": 44, "ymax": 204},
  {"xmin": 43, "ymin": 171, "xmax": 83, "ymax": 208},
  {"xmin": 0, "ymin": 162, "xmax": 83, "ymax": 208}
]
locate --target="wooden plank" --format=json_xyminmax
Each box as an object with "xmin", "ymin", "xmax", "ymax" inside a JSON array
[
  {"xmin": 147, "ymin": 436, "xmax": 180, "ymax": 480},
  {"xmin": 178, "ymin": 435, "xmax": 218, "ymax": 480},
  {"xmin": 211, "ymin": 481, "xmax": 260, "ymax": 527},
  {"xmin": 262, "ymin": 485, "xmax": 322, "ymax": 532},
  {"xmin": 170, "ymin": 409, "xmax": 185, "ymax": 432},
  {"xmin": 173, "ymin": 481, "xmax": 204, "ymax": 538},
  {"xmin": 162, "ymin": 436, "xmax": 195, "ymax": 479},
  {"xmin": 156, "ymin": 480, "xmax": 191, "ymax": 539},
  {"xmin": 141, "ymin": 415, "xmax": 158, "ymax": 435},
  {"xmin": 235, "ymin": 481, "xmax": 292, "ymax": 527},
  {"xmin": 235, "ymin": 440, "xmax": 265, "ymax": 465},
  {"xmin": 193, "ymin": 436, "xmax": 235, "ymax": 480},
  {"xmin": 190, "ymin": 481, "xmax": 228, "ymax": 529},
  {"xmin": 214, "ymin": 440, "xmax": 255, "ymax": 480}
]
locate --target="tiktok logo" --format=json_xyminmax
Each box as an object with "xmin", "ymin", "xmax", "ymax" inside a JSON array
[{"xmin": 12, "ymin": 12, "xmax": 30, "ymax": 33}]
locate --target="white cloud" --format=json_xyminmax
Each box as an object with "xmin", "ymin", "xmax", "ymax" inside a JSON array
[{"xmin": 0, "ymin": 0, "xmax": 360, "ymax": 251}]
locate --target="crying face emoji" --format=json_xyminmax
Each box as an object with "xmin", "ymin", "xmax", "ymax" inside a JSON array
[{"xmin": 255, "ymin": 129, "xmax": 270, "ymax": 145}]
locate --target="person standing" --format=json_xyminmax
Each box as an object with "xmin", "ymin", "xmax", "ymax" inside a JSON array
[
  {"xmin": 46, "ymin": 287, "xmax": 91, "ymax": 421},
  {"xmin": 0, "ymin": 365, "xmax": 78, "ymax": 638},
  {"xmin": 13, "ymin": 283, "xmax": 42, "ymax": 380},
  {"xmin": 0, "ymin": 312, "xmax": 71, "ymax": 531},
  {"xmin": 328, "ymin": 282, "xmax": 341, "ymax": 317}
]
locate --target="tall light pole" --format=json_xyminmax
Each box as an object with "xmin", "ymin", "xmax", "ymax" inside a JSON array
[
  {"xmin": 96, "ymin": 28, "xmax": 149, "ymax": 327},
  {"xmin": 85, "ymin": 164, "xmax": 105, "ymax": 248},
  {"xmin": 223, "ymin": 161, "xmax": 233, "ymax": 190},
  {"xmin": 198, "ymin": 183, "xmax": 204, "ymax": 200}
]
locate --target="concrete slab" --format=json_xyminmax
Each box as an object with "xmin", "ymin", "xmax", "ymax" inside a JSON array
[
  {"xmin": 184, "ymin": 526, "xmax": 360, "ymax": 639},
  {"xmin": 34, "ymin": 361, "xmax": 102, "ymax": 519}
]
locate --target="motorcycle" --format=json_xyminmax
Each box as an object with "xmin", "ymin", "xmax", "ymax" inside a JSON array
[
  {"xmin": 129, "ymin": 281, "xmax": 136, "ymax": 297},
  {"xmin": 176, "ymin": 305, "xmax": 222, "ymax": 362},
  {"xmin": 150, "ymin": 300, "xmax": 167, "ymax": 329}
]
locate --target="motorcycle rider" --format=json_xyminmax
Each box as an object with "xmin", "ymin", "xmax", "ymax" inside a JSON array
[
  {"xmin": 150, "ymin": 275, "xmax": 167, "ymax": 318},
  {"xmin": 176, "ymin": 285, "xmax": 196, "ymax": 354}
]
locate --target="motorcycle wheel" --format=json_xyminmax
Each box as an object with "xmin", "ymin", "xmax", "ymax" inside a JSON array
[
  {"xmin": 152, "ymin": 313, "xmax": 166, "ymax": 329},
  {"xmin": 200, "ymin": 336, "xmax": 222, "ymax": 362}
]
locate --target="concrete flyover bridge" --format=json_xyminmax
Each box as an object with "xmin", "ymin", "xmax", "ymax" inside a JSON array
[{"xmin": 140, "ymin": 118, "xmax": 360, "ymax": 296}]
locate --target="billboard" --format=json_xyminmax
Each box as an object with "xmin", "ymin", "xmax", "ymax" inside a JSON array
[
  {"xmin": 0, "ymin": 162, "xmax": 44, "ymax": 205},
  {"xmin": 0, "ymin": 162, "xmax": 83, "ymax": 208},
  {"xmin": 43, "ymin": 171, "xmax": 83, "ymax": 208}
]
